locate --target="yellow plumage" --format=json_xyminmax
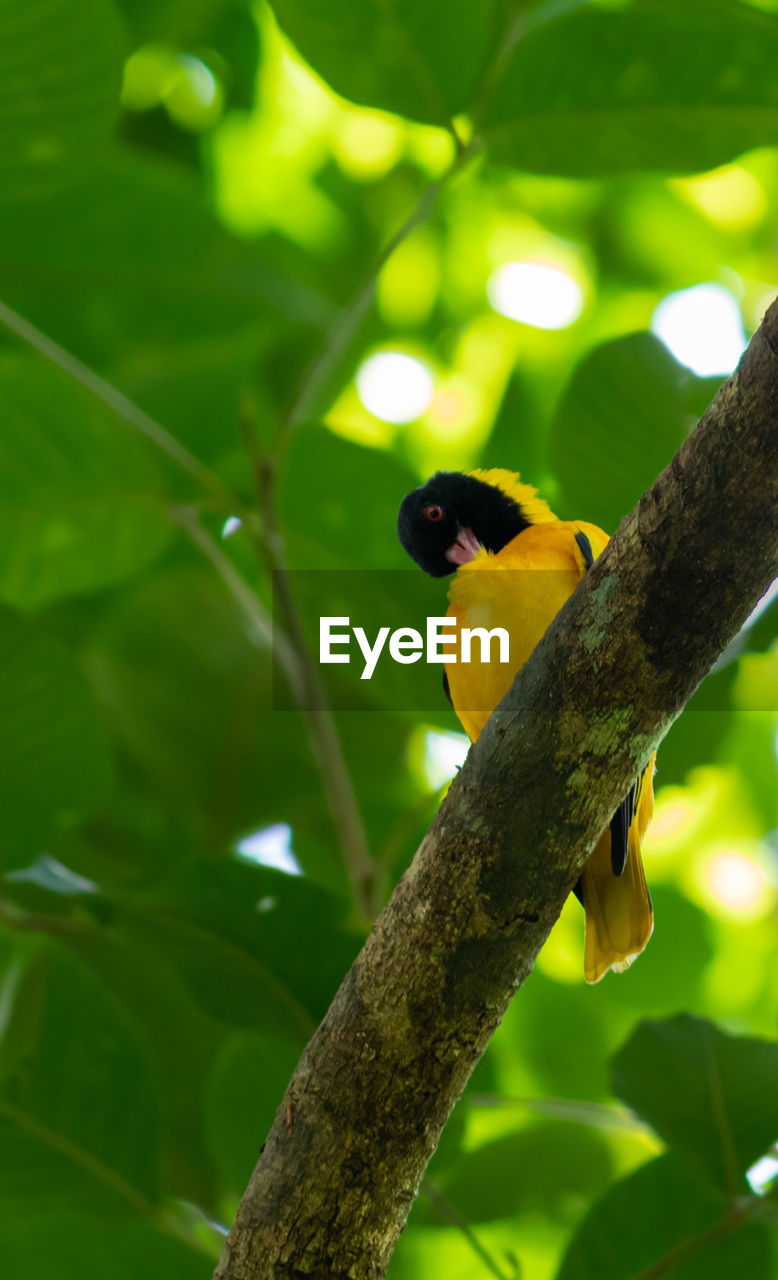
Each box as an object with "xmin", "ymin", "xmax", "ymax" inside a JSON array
[
  {"xmin": 444, "ymin": 475, "xmax": 654, "ymax": 984},
  {"xmin": 468, "ymin": 467, "xmax": 558, "ymax": 528}
]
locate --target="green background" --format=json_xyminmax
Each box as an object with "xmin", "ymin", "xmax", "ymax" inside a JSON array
[{"xmin": 0, "ymin": 1, "xmax": 776, "ymax": 1276}]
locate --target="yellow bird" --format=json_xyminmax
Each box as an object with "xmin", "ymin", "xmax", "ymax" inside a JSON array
[{"xmin": 398, "ymin": 467, "xmax": 654, "ymax": 983}]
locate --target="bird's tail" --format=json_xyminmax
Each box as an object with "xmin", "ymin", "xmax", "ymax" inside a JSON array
[{"xmin": 582, "ymin": 767, "xmax": 655, "ymax": 984}]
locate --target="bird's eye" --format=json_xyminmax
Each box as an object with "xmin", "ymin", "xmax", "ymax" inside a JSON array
[{"xmin": 424, "ymin": 503, "xmax": 444, "ymax": 523}]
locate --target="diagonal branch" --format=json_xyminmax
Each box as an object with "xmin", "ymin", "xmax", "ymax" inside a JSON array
[
  {"xmin": 275, "ymin": 138, "xmax": 479, "ymax": 446},
  {"xmin": 0, "ymin": 299, "xmax": 247, "ymax": 518},
  {"xmin": 215, "ymin": 296, "xmax": 778, "ymax": 1280},
  {"xmin": 240, "ymin": 419, "xmax": 379, "ymax": 922}
]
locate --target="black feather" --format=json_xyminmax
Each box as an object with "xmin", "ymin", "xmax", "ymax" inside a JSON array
[
  {"xmin": 442, "ymin": 670, "xmax": 452, "ymax": 706},
  {"xmin": 398, "ymin": 471, "xmax": 531, "ymax": 578},
  {"xmin": 609, "ymin": 785, "xmax": 636, "ymax": 876},
  {"xmin": 575, "ymin": 529, "xmax": 595, "ymax": 568}
]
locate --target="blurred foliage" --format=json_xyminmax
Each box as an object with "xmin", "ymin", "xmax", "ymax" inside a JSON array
[{"xmin": 0, "ymin": 0, "xmax": 776, "ymax": 1277}]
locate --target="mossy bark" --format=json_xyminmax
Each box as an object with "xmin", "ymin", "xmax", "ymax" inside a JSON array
[{"xmin": 215, "ymin": 299, "xmax": 778, "ymax": 1280}]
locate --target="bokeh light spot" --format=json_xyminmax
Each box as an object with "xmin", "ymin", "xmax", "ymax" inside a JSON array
[
  {"xmin": 747, "ymin": 1155, "xmax": 778, "ymax": 1195},
  {"xmin": 674, "ymin": 165, "xmax": 767, "ymax": 231},
  {"xmin": 165, "ymin": 54, "xmax": 223, "ymax": 130},
  {"xmin": 121, "ymin": 45, "xmax": 170, "ymax": 111},
  {"xmin": 377, "ymin": 230, "xmax": 439, "ymax": 329},
  {"xmin": 651, "ymin": 284, "xmax": 746, "ymax": 376},
  {"xmin": 421, "ymin": 730, "xmax": 469, "ymax": 790},
  {"xmin": 644, "ymin": 798, "xmax": 696, "ymax": 852},
  {"xmin": 356, "ymin": 352, "xmax": 434, "ymax": 424},
  {"xmin": 428, "ymin": 381, "xmax": 474, "ymax": 432},
  {"xmin": 175, "ymin": 54, "xmax": 218, "ymax": 109},
  {"xmin": 487, "ymin": 262, "xmax": 584, "ymax": 329},
  {"xmin": 702, "ymin": 849, "xmax": 769, "ymax": 919},
  {"xmin": 122, "ymin": 46, "xmax": 223, "ymax": 130},
  {"xmin": 6, "ymin": 854, "xmax": 97, "ymax": 896},
  {"xmin": 236, "ymin": 823, "xmax": 302, "ymax": 876},
  {"xmin": 333, "ymin": 110, "xmax": 403, "ymax": 180}
]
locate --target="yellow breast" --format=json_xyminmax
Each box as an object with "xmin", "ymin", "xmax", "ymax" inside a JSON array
[{"xmin": 444, "ymin": 521, "xmax": 608, "ymax": 741}]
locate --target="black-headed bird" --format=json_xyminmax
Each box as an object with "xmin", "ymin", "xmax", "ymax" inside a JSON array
[{"xmin": 398, "ymin": 467, "xmax": 653, "ymax": 983}]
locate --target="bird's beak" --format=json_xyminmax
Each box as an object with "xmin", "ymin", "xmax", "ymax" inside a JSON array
[{"xmin": 445, "ymin": 527, "xmax": 482, "ymax": 566}]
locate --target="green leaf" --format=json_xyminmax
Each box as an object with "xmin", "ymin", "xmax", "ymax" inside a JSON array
[
  {"xmin": 0, "ymin": 354, "xmax": 171, "ymax": 609},
  {"xmin": 721, "ymin": 705, "xmax": 778, "ymax": 835},
  {"xmin": 63, "ymin": 924, "xmax": 228, "ymax": 1207},
  {"xmin": 0, "ymin": 0, "xmax": 125, "ymax": 202},
  {"xmin": 653, "ymin": 675, "xmax": 736, "ymax": 789},
  {"xmin": 0, "ymin": 609, "xmax": 112, "ymax": 868},
  {"xmin": 113, "ymin": 330, "xmax": 259, "ymax": 466},
  {"xmin": 205, "ymin": 1032, "xmax": 300, "ymax": 1192},
  {"xmin": 0, "ymin": 153, "xmax": 332, "ymax": 367},
  {"xmin": 278, "ymin": 425, "xmax": 419, "ymax": 571},
  {"xmin": 556, "ymin": 1152, "xmax": 771, "ymax": 1280},
  {"xmin": 605, "ymin": 886, "xmax": 714, "ymax": 1014},
  {"xmin": 612, "ymin": 1015, "xmax": 778, "ymax": 1192},
  {"xmin": 0, "ymin": 1214, "xmax": 211, "ymax": 1280},
  {"xmin": 85, "ymin": 562, "xmax": 327, "ymax": 853},
  {"xmin": 267, "ymin": 0, "xmax": 502, "ymax": 125},
  {"xmin": 118, "ymin": 0, "xmax": 235, "ymax": 44},
  {"xmin": 481, "ymin": 1, "xmax": 778, "ymax": 177},
  {"xmin": 0, "ymin": 938, "xmax": 160, "ymax": 1211},
  {"xmin": 419, "ymin": 1120, "xmax": 612, "ymax": 1225},
  {"xmin": 548, "ymin": 332, "xmax": 705, "ymax": 532},
  {"xmin": 499, "ymin": 972, "xmax": 612, "ymax": 1101},
  {"xmin": 142, "ymin": 857, "xmax": 361, "ymax": 1026},
  {"xmin": 118, "ymin": 899, "xmax": 318, "ymax": 1042},
  {"xmin": 117, "ymin": 0, "xmax": 260, "ymax": 111}
]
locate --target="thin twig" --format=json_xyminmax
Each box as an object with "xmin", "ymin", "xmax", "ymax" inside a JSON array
[
  {"xmin": 240, "ymin": 420, "xmax": 379, "ymax": 922},
  {"xmin": 0, "ymin": 1094, "xmax": 158, "ymax": 1217},
  {"xmin": 421, "ymin": 1179, "xmax": 517, "ymax": 1280},
  {"xmin": 0, "ymin": 899, "xmax": 82, "ymax": 934},
  {"xmin": 0, "ymin": 298, "xmax": 247, "ymax": 518},
  {"xmin": 469, "ymin": 1093, "xmax": 654, "ymax": 1136},
  {"xmin": 704, "ymin": 1022, "xmax": 741, "ymax": 1201},
  {"xmin": 0, "ymin": 1092, "xmax": 215, "ymax": 1258},
  {"xmin": 469, "ymin": 0, "xmax": 587, "ymax": 130},
  {"xmin": 446, "ymin": 119, "xmax": 468, "ymax": 158},
  {"xmin": 169, "ymin": 504, "xmax": 301, "ymax": 693},
  {"xmin": 0, "ymin": 302, "xmax": 300, "ymax": 725},
  {"xmin": 634, "ymin": 1202, "xmax": 752, "ymax": 1280},
  {"xmin": 375, "ymin": 788, "xmax": 442, "ymax": 869},
  {"xmin": 276, "ymin": 136, "xmax": 481, "ymax": 444}
]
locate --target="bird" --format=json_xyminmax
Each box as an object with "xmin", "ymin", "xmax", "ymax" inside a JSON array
[{"xmin": 397, "ymin": 466, "xmax": 654, "ymax": 984}]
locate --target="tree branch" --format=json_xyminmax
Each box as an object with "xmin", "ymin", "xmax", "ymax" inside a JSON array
[
  {"xmin": 275, "ymin": 138, "xmax": 479, "ymax": 445},
  {"xmin": 214, "ymin": 298, "xmax": 778, "ymax": 1280},
  {"xmin": 240, "ymin": 419, "xmax": 379, "ymax": 922},
  {"xmin": 634, "ymin": 1201, "xmax": 752, "ymax": 1280},
  {"xmin": 0, "ymin": 299, "xmax": 247, "ymax": 519}
]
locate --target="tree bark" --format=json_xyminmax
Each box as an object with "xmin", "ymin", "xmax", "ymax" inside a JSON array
[{"xmin": 215, "ymin": 299, "xmax": 778, "ymax": 1280}]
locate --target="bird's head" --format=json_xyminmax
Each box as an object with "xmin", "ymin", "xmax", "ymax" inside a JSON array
[{"xmin": 397, "ymin": 468, "xmax": 553, "ymax": 578}]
